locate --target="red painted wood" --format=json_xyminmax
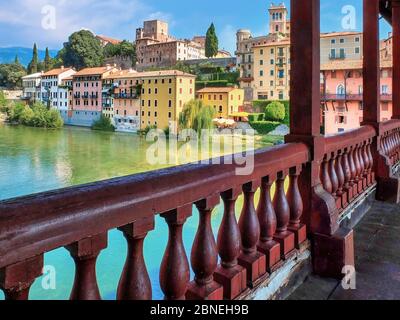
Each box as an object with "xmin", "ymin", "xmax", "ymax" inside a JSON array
[
  {"xmin": 328, "ymin": 156, "xmax": 339, "ymax": 197},
  {"xmin": 321, "ymin": 157, "xmax": 333, "ymax": 194},
  {"xmin": 117, "ymin": 217, "xmax": 154, "ymax": 300},
  {"xmin": 287, "ymin": 168, "xmax": 303, "ymax": 228},
  {"xmin": 335, "ymin": 153, "xmax": 345, "ymax": 197},
  {"xmin": 160, "ymin": 206, "xmax": 191, "ymax": 300},
  {"xmin": 66, "ymin": 233, "xmax": 107, "ymax": 300},
  {"xmin": 274, "ymin": 173, "xmax": 290, "ymax": 233},
  {"xmin": 258, "ymin": 177, "xmax": 277, "ymax": 242}
]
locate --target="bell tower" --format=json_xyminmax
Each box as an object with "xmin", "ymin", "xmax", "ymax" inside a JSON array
[{"xmin": 269, "ymin": 3, "xmax": 290, "ymax": 35}]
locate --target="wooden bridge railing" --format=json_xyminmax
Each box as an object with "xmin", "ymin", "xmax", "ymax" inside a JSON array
[{"xmin": 0, "ymin": 143, "xmax": 310, "ymax": 300}]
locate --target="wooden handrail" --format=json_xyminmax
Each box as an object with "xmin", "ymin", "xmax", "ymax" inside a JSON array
[{"xmin": 0, "ymin": 143, "xmax": 309, "ymax": 269}]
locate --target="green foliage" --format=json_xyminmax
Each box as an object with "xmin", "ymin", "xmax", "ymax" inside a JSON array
[
  {"xmin": 253, "ymin": 100, "xmax": 290, "ymax": 125},
  {"xmin": 14, "ymin": 55, "xmax": 20, "ymax": 65},
  {"xmin": 205, "ymin": 23, "xmax": 219, "ymax": 58},
  {"xmin": 92, "ymin": 115, "xmax": 115, "ymax": 132},
  {"xmin": 0, "ymin": 90, "xmax": 7, "ymax": 110},
  {"xmin": 265, "ymin": 101, "xmax": 285, "ymax": 122},
  {"xmin": 44, "ymin": 47, "xmax": 54, "ymax": 72},
  {"xmin": 0, "ymin": 63, "xmax": 27, "ymax": 88},
  {"xmin": 104, "ymin": 40, "xmax": 136, "ymax": 65},
  {"xmin": 27, "ymin": 43, "xmax": 39, "ymax": 74},
  {"xmin": 179, "ymin": 99, "xmax": 216, "ymax": 133},
  {"xmin": 5, "ymin": 101, "xmax": 63, "ymax": 128},
  {"xmin": 196, "ymin": 80, "xmax": 231, "ymax": 89},
  {"xmin": 248, "ymin": 113, "xmax": 264, "ymax": 122},
  {"xmin": 249, "ymin": 121, "xmax": 281, "ymax": 135},
  {"xmin": 138, "ymin": 125, "xmax": 157, "ymax": 136},
  {"xmin": 60, "ymin": 30, "xmax": 104, "ymax": 69}
]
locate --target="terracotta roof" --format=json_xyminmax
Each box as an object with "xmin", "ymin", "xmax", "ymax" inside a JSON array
[
  {"xmin": 197, "ymin": 87, "xmax": 240, "ymax": 94},
  {"xmin": 321, "ymin": 59, "xmax": 393, "ymax": 71},
  {"xmin": 104, "ymin": 69, "xmax": 139, "ymax": 79},
  {"xmin": 42, "ymin": 67, "xmax": 73, "ymax": 77},
  {"xmin": 73, "ymin": 66, "xmax": 117, "ymax": 77},
  {"xmin": 320, "ymin": 31, "xmax": 362, "ymax": 38},
  {"xmin": 96, "ymin": 35, "xmax": 122, "ymax": 45},
  {"xmin": 138, "ymin": 70, "xmax": 195, "ymax": 78}
]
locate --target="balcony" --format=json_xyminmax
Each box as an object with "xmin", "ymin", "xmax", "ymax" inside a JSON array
[
  {"xmin": 1, "ymin": 0, "xmax": 400, "ymax": 302},
  {"xmin": 323, "ymin": 94, "xmax": 393, "ymax": 101},
  {"xmin": 329, "ymin": 53, "xmax": 346, "ymax": 60}
]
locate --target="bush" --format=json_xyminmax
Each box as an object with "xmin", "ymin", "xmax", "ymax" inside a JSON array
[
  {"xmin": 265, "ymin": 101, "xmax": 285, "ymax": 122},
  {"xmin": 253, "ymin": 100, "xmax": 290, "ymax": 126},
  {"xmin": 195, "ymin": 80, "xmax": 231, "ymax": 89},
  {"xmin": 5, "ymin": 101, "xmax": 64, "ymax": 129},
  {"xmin": 249, "ymin": 121, "xmax": 281, "ymax": 135},
  {"xmin": 0, "ymin": 90, "xmax": 7, "ymax": 111},
  {"xmin": 92, "ymin": 115, "xmax": 115, "ymax": 132},
  {"xmin": 248, "ymin": 113, "xmax": 264, "ymax": 122}
]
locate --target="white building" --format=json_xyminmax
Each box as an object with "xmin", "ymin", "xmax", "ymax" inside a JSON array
[
  {"xmin": 40, "ymin": 67, "xmax": 76, "ymax": 112},
  {"xmin": 21, "ymin": 72, "xmax": 43, "ymax": 102}
]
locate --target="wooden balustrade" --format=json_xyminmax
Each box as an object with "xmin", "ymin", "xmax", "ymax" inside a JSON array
[
  {"xmin": 323, "ymin": 126, "xmax": 376, "ymax": 213},
  {"xmin": 380, "ymin": 121, "xmax": 400, "ymax": 168},
  {"xmin": 0, "ymin": 143, "xmax": 310, "ymax": 300}
]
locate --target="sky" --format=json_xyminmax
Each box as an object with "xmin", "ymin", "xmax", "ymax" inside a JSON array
[{"xmin": 0, "ymin": 0, "xmax": 392, "ymax": 53}]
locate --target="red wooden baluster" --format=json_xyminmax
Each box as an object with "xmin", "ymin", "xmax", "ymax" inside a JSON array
[
  {"xmin": 335, "ymin": 152, "xmax": 347, "ymax": 209},
  {"xmin": 362, "ymin": 143, "xmax": 371, "ymax": 186},
  {"xmin": 287, "ymin": 166, "xmax": 307, "ymax": 248},
  {"xmin": 257, "ymin": 176, "xmax": 281, "ymax": 271},
  {"xmin": 66, "ymin": 233, "xmax": 108, "ymax": 300},
  {"xmin": 160, "ymin": 206, "xmax": 192, "ymax": 300},
  {"xmin": 117, "ymin": 217, "xmax": 154, "ymax": 300},
  {"xmin": 187, "ymin": 196, "xmax": 223, "ymax": 300},
  {"xmin": 328, "ymin": 154, "xmax": 339, "ymax": 197},
  {"xmin": 0, "ymin": 255, "xmax": 43, "ymax": 300},
  {"xmin": 348, "ymin": 146, "xmax": 358, "ymax": 196},
  {"xmin": 273, "ymin": 171, "xmax": 295, "ymax": 258},
  {"xmin": 320, "ymin": 156, "xmax": 333, "ymax": 193},
  {"xmin": 214, "ymin": 189, "xmax": 247, "ymax": 300},
  {"xmin": 367, "ymin": 141, "xmax": 376, "ymax": 183},
  {"xmin": 353, "ymin": 145, "xmax": 362, "ymax": 191},
  {"xmin": 357, "ymin": 144, "xmax": 367, "ymax": 190},
  {"xmin": 342, "ymin": 148, "xmax": 353, "ymax": 201},
  {"xmin": 238, "ymin": 181, "xmax": 266, "ymax": 286}
]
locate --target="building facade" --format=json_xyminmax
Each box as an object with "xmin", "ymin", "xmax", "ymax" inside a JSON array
[
  {"xmin": 320, "ymin": 32, "xmax": 363, "ymax": 64},
  {"xmin": 139, "ymin": 70, "xmax": 196, "ymax": 131},
  {"xmin": 21, "ymin": 72, "xmax": 42, "ymax": 103},
  {"xmin": 40, "ymin": 67, "xmax": 76, "ymax": 112},
  {"xmin": 321, "ymin": 59, "xmax": 393, "ymax": 134},
  {"xmin": 67, "ymin": 66, "xmax": 118, "ymax": 127},
  {"xmin": 135, "ymin": 20, "xmax": 206, "ymax": 71},
  {"xmin": 196, "ymin": 87, "xmax": 245, "ymax": 119}
]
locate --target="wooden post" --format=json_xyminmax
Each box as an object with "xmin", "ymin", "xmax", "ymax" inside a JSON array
[
  {"xmin": 393, "ymin": 1, "xmax": 400, "ymax": 119},
  {"xmin": 362, "ymin": 0, "xmax": 381, "ymax": 124}
]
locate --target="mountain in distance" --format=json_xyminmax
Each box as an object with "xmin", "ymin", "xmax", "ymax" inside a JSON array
[{"xmin": 0, "ymin": 47, "xmax": 59, "ymax": 67}]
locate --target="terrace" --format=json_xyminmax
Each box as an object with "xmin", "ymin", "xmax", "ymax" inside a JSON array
[{"xmin": 1, "ymin": 0, "xmax": 400, "ymax": 300}]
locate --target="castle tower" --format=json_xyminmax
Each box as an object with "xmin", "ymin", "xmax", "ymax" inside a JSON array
[{"xmin": 269, "ymin": 3, "xmax": 290, "ymax": 35}]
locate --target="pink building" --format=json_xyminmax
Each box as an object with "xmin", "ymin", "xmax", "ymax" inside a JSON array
[
  {"xmin": 67, "ymin": 66, "xmax": 118, "ymax": 127},
  {"xmin": 321, "ymin": 59, "xmax": 393, "ymax": 134}
]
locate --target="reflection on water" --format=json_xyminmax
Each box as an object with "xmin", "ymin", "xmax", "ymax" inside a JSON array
[{"xmin": 0, "ymin": 124, "xmax": 268, "ymax": 300}]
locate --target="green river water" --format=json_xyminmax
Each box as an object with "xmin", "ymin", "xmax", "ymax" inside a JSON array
[{"xmin": 0, "ymin": 123, "xmax": 267, "ymax": 300}]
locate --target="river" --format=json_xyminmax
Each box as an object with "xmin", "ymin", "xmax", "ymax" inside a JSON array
[{"xmin": 0, "ymin": 123, "xmax": 268, "ymax": 300}]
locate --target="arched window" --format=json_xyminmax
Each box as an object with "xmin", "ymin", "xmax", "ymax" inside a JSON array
[{"xmin": 337, "ymin": 84, "xmax": 345, "ymax": 96}]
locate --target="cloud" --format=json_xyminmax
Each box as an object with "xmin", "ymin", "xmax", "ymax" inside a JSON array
[{"xmin": 0, "ymin": 0, "xmax": 172, "ymax": 48}]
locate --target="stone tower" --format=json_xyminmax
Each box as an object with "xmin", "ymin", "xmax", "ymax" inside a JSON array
[{"xmin": 268, "ymin": 3, "xmax": 290, "ymax": 35}]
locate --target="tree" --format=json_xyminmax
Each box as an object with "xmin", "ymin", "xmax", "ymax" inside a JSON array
[
  {"xmin": 205, "ymin": 23, "xmax": 219, "ymax": 58},
  {"xmin": 14, "ymin": 55, "xmax": 20, "ymax": 65},
  {"xmin": 265, "ymin": 101, "xmax": 286, "ymax": 122},
  {"xmin": 44, "ymin": 47, "xmax": 53, "ymax": 71},
  {"xmin": 0, "ymin": 63, "xmax": 27, "ymax": 88},
  {"xmin": 179, "ymin": 99, "xmax": 216, "ymax": 133},
  {"xmin": 27, "ymin": 43, "xmax": 39, "ymax": 74},
  {"xmin": 104, "ymin": 40, "xmax": 136, "ymax": 66},
  {"xmin": 60, "ymin": 30, "xmax": 104, "ymax": 69}
]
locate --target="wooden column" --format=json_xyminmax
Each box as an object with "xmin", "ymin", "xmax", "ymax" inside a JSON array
[
  {"xmin": 117, "ymin": 216, "xmax": 154, "ymax": 300},
  {"xmin": 186, "ymin": 196, "xmax": 223, "ymax": 300},
  {"xmin": 66, "ymin": 233, "xmax": 108, "ymax": 300},
  {"xmin": 0, "ymin": 255, "xmax": 43, "ymax": 300},
  {"xmin": 363, "ymin": 0, "xmax": 380, "ymax": 124},
  {"xmin": 393, "ymin": 1, "xmax": 400, "ymax": 119}
]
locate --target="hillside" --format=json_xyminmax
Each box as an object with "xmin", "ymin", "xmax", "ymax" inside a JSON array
[{"xmin": 0, "ymin": 47, "xmax": 58, "ymax": 67}]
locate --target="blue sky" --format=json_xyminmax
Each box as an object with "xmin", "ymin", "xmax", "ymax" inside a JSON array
[{"xmin": 0, "ymin": 0, "xmax": 392, "ymax": 52}]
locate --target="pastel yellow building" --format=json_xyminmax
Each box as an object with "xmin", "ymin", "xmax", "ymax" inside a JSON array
[
  {"xmin": 253, "ymin": 40, "xmax": 291, "ymax": 100},
  {"xmin": 196, "ymin": 87, "xmax": 245, "ymax": 119},
  {"xmin": 139, "ymin": 70, "xmax": 196, "ymax": 130}
]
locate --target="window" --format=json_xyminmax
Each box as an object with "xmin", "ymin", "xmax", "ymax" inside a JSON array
[
  {"xmin": 382, "ymin": 85, "xmax": 389, "ymax": 94},
  {"xmin": 260, "ymin": 60, "xmax": 264, "ymax": 66},
  {"xmin": 340, "ymin": 38, "xmax": 345, "ymax": 43},
  {"xmin": 330, "ymin": 49, "xmax": 336, "ymax": 58},
  {"xmin": 270, "ymin": 70, "xmax": 274, "ymax": 76},
  {"xmin": 355, "ymin": 47, "xmax": 360, "ymax": 54},
  {"xmin": 331, "ymin": 39, "xmax": 336, "ymax": 44},
  {"xmin": 270, "ymin": 59, "xmax": 274, "ymax": 65},
  {"xmin": 355, "ymin": 37, "xmax": 360, "ymax": 42}
]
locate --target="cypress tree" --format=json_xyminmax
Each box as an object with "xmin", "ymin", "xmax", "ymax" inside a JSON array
[
  {"xmin": 205, "ymin": 23, "xmax": 219, "ymax": 58},
  {"xmin": 28, "ymin": 43, "xmax": 39, "ymax": 74},
  {"xmin": 44, "ymin": 47, "xmax": 52, "ymax": 71},
  {"xmin": 14, "ymin": 55, "xmax": 20, "ymax": 65}
]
